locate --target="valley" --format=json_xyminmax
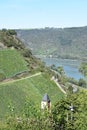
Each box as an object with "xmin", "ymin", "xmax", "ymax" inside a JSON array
[
  {"xmin": 0, "ymin": 29, "xmax": 87, "ymax": 129},
  {"xmin": 16, "ymin": 26, "xmax": 87, "ymax": 60}
]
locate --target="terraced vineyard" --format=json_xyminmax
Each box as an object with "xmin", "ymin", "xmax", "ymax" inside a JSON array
[
  {"xmin": 0, "ymin": 49, "xmax": 28, "ymax": 78},
  {"xmin": 0, "ymin": 74, "xmax": 64, "ymax": 118}
]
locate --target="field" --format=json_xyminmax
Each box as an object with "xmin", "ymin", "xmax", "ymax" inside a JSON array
[
  {"xmin": 0, "ymin": 73, "xmax": 64, "ymax": 118},
  {"xmin": 0, "ymin": 49, "xmax": 28, "ymax": 78}
]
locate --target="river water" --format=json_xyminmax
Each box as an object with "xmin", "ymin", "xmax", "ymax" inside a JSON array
[{"xmin": 41, "ymin": 58, "xmax": 84, "ymax": 80}]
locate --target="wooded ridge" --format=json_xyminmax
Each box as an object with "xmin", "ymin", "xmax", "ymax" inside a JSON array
[{"xmin": 16, "ymin": 26, "xmax": 87, "ymax": 60}]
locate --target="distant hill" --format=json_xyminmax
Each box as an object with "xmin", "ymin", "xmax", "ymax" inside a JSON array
[{"xmin": 16, "ymin": 26, "xmax": 87, "ymax": 60}]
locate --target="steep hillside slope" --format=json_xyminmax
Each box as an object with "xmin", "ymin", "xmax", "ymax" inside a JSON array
[
  {"xmin": 16, "ymin": 26, "xmax": 87, "ymax": 60},
  {"xmin": 0, "ymin": 74, "xmax": 64, "ymax": 118},
  {"xmin": 0, "ymin": 49, "xmax": 28, "ymax": 78},
  {"xmin": 0, "ymin": 29, "xmax": 65, "ymax": 118},
  {"xmin": 0, "ymin": 29, "xmax": 47, "ymax": 76}
]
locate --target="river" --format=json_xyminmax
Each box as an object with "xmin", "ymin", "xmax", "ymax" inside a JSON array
[{"xmin": 41, "ymin": 58, "xmax": 84, "ymax": 80}]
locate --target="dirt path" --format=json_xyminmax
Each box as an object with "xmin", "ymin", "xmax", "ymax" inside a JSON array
[
  {"xmin": 0, "ymin": 72, "xmax": 41, "ymax": 85},
  {"xmin": 51, "ymin": 77, "xmax": 66, "ymax": 94},
  {"xmin": 54, "ymin": 79, "xmax": 66, "ymax": 94}
]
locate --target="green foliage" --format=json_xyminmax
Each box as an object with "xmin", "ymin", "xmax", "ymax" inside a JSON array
[
  {"xmin": 1, "ymin": 28, "xmax": 87, "ymax": 130},
  {"xmin": 29, "ymin": 74, "xmax": 64, "ymax": 103},
  {"xmin": 78, "ymin": 78, "xmax": 87, "ymax": 88},
  {"xmin": 79, "ymin": 62, "xmax": 87, "ymax": 76},
  {"xmin": 57, "ymin": 66, "xmax": 65, "ymax": 75},
  {"xmin": 1, "ymin": 90, "xmax": 87, "ymax": 129},
  {"xmin": 0, "ymin": 74, "xmax": 64, "ymax": 118},
  {"xmin": 2, "ymin": 29, "xmax": 17, "ymax": 35},
  {"xmin": 0, "ymin": 74, "xmax": 87, "ymax": 130},
  {"xmin": 51, "ymin": 64, "xmax": 57, "ymax": 70},
  {"xmin": 0, "ymin": 71, "xmax": 6, "ymax": 81},
  {"xmin": 6, "ymin": 103, "xmax": 53, "ymax": 130},
  {"xmin": 22, "ymin": 48, "xmax": 32, "ymax": 57},
  {"xmin": 68, "ymin": 77, "xmax": 78, "ymax": 85},
  {"xmin": 59, "ymin": 76, "xmax": 68, "ymax": 85},
  {"xmin": 0, "ymin": 29, "xmax": 49, "ymax": 74},
  {"xmin": 0, "ymin": 28, "xmax": 65, "ymax": 129},
  {"xmin": 52, "ymin": 100, "xmax": 67, "ymax": 130},
  {"xmin": 7, "ymin": 30, "xmax": 17, "ymax": 35},
  {"xmin": 0, "ymin": 30, "xmax": 18, "ymax": 48},
  {"xmin": 52, "ymin": 90, "xmax": 87, "ymax": 130},
  {"xmin": 67, "ymin": 83, "xmax": 73, "ymax": 94},
  {"xmin": 0, "ymin": 49, "xmax": 28, "ymax": 78}
]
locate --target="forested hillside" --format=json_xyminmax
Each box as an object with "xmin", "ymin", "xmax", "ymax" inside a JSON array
[
  {"xmin": 0, "ymin": 29, "xmax": 87, "ymax": 130},
  {"xmin": 16, "ymin": 26, "xmax": 87, "ymax": 60}
]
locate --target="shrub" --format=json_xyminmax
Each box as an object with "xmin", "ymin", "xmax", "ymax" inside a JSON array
[
  {"xmin": 0, "ymin": 72, "xmax": 6, "ymax": 81},
  {"xmin": 22, "ymin": 48, "xmax": 32, "ymax": 57},
  {"xmin": 6, "ymin": 30, "xmax": 17, "ymax": 36},
  {"xmin": 78, "ymin": 78, "xmax": 87, "ymax": 88}
]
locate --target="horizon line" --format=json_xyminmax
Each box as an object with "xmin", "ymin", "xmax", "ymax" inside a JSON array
[{"xmin": 0, "ymin": 25, "xmax": 87, "ymax": 30}]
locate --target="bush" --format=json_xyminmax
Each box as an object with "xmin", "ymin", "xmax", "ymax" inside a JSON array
[
  {"xmin": 6, "ymin": 30, "xmax": 17, "ymax": 36},
  {"xmin": 0, "ymin": 72, "xmax": 6, "ymax": 81},
  {"xmin": 6, "ymin": 101, "xmax": 53, "ymax": 130},
  {"xmin": 78, "ymin": 78, "xmax": 86, "ymax": 88},
  {"xmin": 22, "ymin": 48, "xmax": 32, "ymax": 57}
]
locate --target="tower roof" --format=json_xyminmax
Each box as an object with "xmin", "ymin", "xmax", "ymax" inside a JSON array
[{"xmin": 42, "ymin": 94, "xmax": 50, "ymax": 102}]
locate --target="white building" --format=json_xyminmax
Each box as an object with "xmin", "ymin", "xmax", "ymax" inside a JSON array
[{"xmin": 41, "ymin": 94, "xmax": 51, "ymax": 110}]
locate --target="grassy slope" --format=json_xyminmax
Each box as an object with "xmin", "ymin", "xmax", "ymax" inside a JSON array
[
  {"xmin": 0, "ymin": 30, "xmax": 64, "ymax": 120},
  {"xmin": 0, "ymin": 49, "xmax": 28, "ymax": 78},
  {"xmin": 0, "ymin": 74, "xmax": 64, "ymax": 118}
]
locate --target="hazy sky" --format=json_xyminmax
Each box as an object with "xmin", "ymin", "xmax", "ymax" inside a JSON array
[{"xmin": 0, "ymin": 0, "xmax": 87, "ymax": 29}]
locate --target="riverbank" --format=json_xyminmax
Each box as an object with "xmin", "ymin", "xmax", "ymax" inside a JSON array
[
  {"xmin": 35, "ymin": 55, "xmax": 87, "ymax": 61},
  {"xmin": 40, "ymin": 58, "xmax": 84, "ymax": 80}
]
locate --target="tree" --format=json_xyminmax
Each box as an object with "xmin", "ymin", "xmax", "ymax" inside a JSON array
[
  {"xmin": 7, "ymin": 30, "xmax": 17, "ymax": 35},
  {"xmin": 6, "ymin": 100, "xmax": 53, "ymax": 130},
  {"xmin": 57, "ymin": 66, "xmax": 65, "ymax": 75},
  {"xmin": 78, "ymin": 78, "xmax": 86, "ymax": 88},
  {"xmin": 52, "ymin": 91, "xmax": 87, "ymax": 130}
]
